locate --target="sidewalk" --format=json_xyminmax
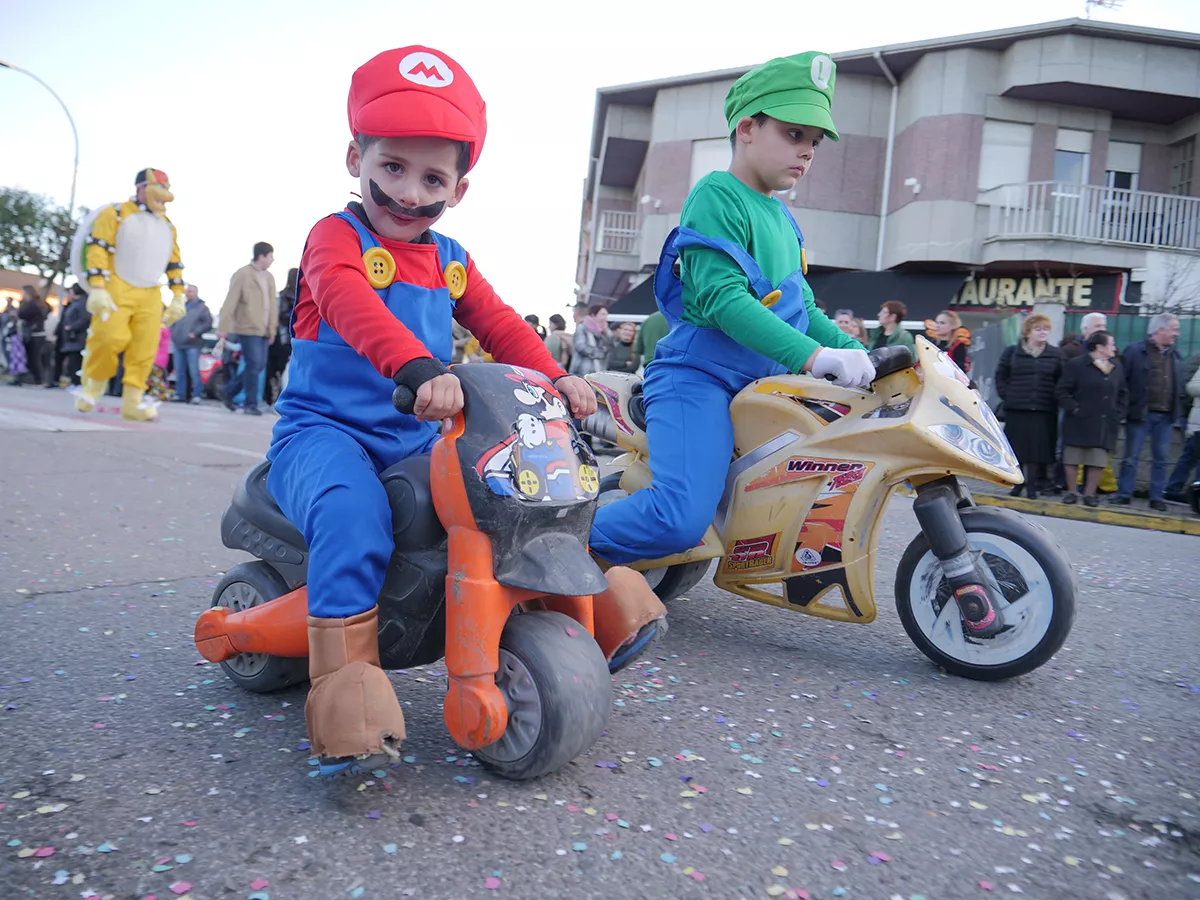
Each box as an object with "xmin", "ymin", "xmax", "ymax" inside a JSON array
[{"xmin": 969, "ymin": 480, "xmax": 1200, "ymax": 536}]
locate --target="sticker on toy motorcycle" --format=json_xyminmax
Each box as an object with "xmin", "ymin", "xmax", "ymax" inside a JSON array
[
  {"xmin": 475, "ymin": 415, "xmax": 598, "ymax": 502},
  {"xmin": 747, "ymin": 457, "xmax": 871, "ymax": 492},
  {"xmin": 504, "ymin": 367, "xmax": 569, "ymax": 420},
  {"xmin": 758, "ymin": 383, "xmax": 850, "ymax": 424},
  {"xmin": 593, "ymin": 382, "xmax": 635, "ymax": 435},
  {"xmin": 724, "ymin": 534, "xmax": 778, "ymax": 571},
  {"xmin": 862, "ymin": 399, "xmax": 911, "ymax": 419},
  {"xmin": 791, "ymin": 518, "xmax": 844, "ymax": 572}
]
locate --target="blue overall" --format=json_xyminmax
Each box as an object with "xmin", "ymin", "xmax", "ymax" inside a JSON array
[
  {"xmin": 266, "ymin": 211, "xmax": 465, "ymax": 618},
  {"xmin": 590, "ymin": 206, "xmax": 811, "ymax": 564}
]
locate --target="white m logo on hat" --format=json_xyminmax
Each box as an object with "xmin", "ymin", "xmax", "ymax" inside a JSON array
[{"xmin": 399, "ymin": 51, "xmax": 455, "ymax": 88}]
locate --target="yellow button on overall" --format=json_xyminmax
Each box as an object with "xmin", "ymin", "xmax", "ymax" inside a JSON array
[
  {"xmin": 800, "ymin": 248, "xmax": 808, "ymax": 276},
  {"xmin": 444, "ymin": 261, "xmax": 468, "ymax": 300},
  {"xmin": 761, "ymin": 289, "xmax": 782, "ymax": 308},
  {"xmin": 362, "ymin": 247, "xmax": 396, "ymax": 289}
]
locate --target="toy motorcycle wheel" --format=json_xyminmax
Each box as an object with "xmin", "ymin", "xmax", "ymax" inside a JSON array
[
  {"xmin": 895, "ymin": 507, "xmax": 1076, "ymax": 681},
  {"xmin": 212, "ymin": 562, "xmax": 308, "ymax": 693},
  {"xmin": 472, "ymin": 611, "xmax": 611, "ymax": 781},
  {"xmin": 598, "ymin": 473, "xmax": 709, "ymax": 602}
]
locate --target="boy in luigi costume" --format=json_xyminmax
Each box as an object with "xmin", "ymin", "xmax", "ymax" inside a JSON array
[
  {"xmin": 264, "ymin": 46, "xmax": 665, "ymax": 775},
  {"xmin": 590, "ymin": 51, "xmax": 875, "ymax": 564}
]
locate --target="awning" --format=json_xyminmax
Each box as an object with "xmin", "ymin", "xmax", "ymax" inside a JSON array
[
  {"xmin": 805, "ymin": 271, "xmax": 968, "ymax": 321},
  {"xmin": 606, "ymin": 275, "xmax": 657, "ymax": 316}
]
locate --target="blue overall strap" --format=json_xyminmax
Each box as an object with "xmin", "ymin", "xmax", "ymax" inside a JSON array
[
  {"xmin": 428, "ymin": 231, "xmax": 467, "ymax": 310},
  {"xmin": 333, "ymin": 210, "xmax": 386, "ymax": 297},
  {"xmin": 776, "ymin": 201, "xmax": 805, "ymax": 246},
  {"xmin": 654, "ymin": 226, "xmax": 776, "ymax": 327}
]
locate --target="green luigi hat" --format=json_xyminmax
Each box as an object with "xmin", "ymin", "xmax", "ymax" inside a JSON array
[{"xmin": 724, "ymin": 50, "xmax": 840, "ymax": 141}]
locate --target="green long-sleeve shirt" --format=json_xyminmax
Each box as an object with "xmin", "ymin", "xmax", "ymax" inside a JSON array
[{"xmin": 679, "ymin": 171, "xmax": 861, "ymax": 371}]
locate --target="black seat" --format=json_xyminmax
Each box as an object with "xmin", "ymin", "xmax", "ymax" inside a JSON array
[
  {"xmin": 228, "ymin": 457, "xmax": 445, "ymax": 555},
  {"xmin": 868, "ymin": 345, "xmax": 915, "ymax": 380},
  {"xmin": 231, "ymin": 461, "xmax": 307, "ymax": 549}
]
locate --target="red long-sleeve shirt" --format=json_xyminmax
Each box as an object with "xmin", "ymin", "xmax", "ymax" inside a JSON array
[{"xmin": 293, "ymin": 211, "xmax": 565, "ymax": 380}]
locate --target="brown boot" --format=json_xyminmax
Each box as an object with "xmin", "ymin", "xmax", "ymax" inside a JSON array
[
  {"xmin": 592, "ymin": 566, "xmax": 667, "ymax": 672},
  {"xmin": 306, "ymin": 607, "xmax": 406, "ymax": 769}
]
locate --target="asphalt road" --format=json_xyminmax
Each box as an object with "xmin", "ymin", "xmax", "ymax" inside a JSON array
[{"xmin": 1, "ymin": 387, "xmax": 1198, "ymax": 900}]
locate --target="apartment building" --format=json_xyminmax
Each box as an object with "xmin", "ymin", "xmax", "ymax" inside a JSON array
[{"xmin": 577, "ymin": 18, "xmax": 1200, "ymax": 327}]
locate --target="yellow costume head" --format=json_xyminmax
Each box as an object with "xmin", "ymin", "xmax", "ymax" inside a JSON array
[{"xmin": 135, "ymin": 168, "xmax": 175, "ymax": 213}]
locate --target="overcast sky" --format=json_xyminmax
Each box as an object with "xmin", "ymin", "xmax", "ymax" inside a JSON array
[{"xmin": 2, "ymin": 0, "xmax": 1198, "ymax": 324}]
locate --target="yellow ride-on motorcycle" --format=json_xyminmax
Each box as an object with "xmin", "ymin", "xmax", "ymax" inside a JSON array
[{"xmin": 584, "ymin": 340, "xmax": 1076, "ymax": 681}]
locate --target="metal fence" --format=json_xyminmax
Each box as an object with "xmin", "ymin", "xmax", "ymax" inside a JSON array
[
  {"xmin": 1063, "ymin": 313, "xmax": 1200, "ymax": 359},
  {"xmin": 985, "ymin": 182, "xmax": 1200, "ymax": 251}
]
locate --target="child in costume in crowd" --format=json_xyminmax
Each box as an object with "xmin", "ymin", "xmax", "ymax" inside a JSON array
[
  {"xmin": 591, "ymin": 52, "xmax": 875, "ymax": 564},
  {"xmin": 268, "ymin": 46, "xmax": 664, "ymax": 774}
]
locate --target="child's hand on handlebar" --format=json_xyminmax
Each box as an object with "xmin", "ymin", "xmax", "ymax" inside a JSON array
[
  {"xmin": 807, "ymin": 348, "xmax": 876, "ymax": 388},
  {"xmin": 554, "ymin": 375, "xmax": 598, "ymax": 418},
  {"xmin": 414, "ymin": 373, "xmax": 464, "ymax": 424}
]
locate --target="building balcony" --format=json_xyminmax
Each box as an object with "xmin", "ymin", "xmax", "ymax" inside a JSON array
[
  {"xmin": 597, "ymin": 210, "xmax": 639, "ymax": 255},
  {"xmin": 982, "ymin": 182, "xmax": 1200, "ymax": 253}
]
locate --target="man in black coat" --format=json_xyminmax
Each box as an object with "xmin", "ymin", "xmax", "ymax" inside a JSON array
[{"xmin": 1113, "ymin": 313, "xmax": 1184, "ymax": 511}]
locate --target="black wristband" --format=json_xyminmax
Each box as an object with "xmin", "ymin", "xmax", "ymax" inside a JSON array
[{"xmin": 393, "ymin": 357, "xmax": 450, "ymax": 391}]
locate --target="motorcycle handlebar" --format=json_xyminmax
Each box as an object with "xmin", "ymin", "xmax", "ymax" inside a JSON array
[
  {"xmin": 391, "ymin": 379, "xmax": 586, "ymax": 419},
  {"xmin": 392, "ymin": 384, "xmax": 417, "ymax": 415}
]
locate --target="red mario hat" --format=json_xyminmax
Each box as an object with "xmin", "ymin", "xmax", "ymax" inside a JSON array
[{"xmin": 348, "ymin": 46, "xmax": 487, "ymax": 171}]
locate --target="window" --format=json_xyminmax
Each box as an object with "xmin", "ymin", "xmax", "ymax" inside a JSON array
[
  {"xmin": 978, "ymin": 121, "xmax": 1033, "ymax": 193},
  {"xmin": 1105, "ymin": 141, "xmax": 1141, "ymax": 193},
  {"xmin": 1054, "ymin": 129, "xmax": 1091, "ymax": 186},
  {"xmin": 690, "ymin": 138, "xmax": 730, "ymax": 188},
  {"xmin": 1169, "ymin": 137, "xmax": 1195, "ymax": 196},
  {"xmin": 1054, "ymin": 151, "xmax": 1088, "ymax": 185}
]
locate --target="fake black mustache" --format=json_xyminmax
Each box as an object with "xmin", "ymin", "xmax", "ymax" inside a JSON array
[{"xmin": 369, "ymin": 180, "xmax": 446, "ymax": 220}]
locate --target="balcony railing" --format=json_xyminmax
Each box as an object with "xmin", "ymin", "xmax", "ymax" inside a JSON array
[
  {"xmin": 598, "ymin": 210, "xmax": 639, "ymax": 254},
  {"xmin": 983, "ymin": 181, "xmax": 1200, "ymax": 252}
]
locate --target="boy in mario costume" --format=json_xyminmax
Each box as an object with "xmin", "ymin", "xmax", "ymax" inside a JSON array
[
  {"xmin": 590, "ymin": 52, "xmax": 874, "ymax": 564},
  {"xmin": 268, "ymin": 46, "xmax": 665, "ymax": 774}
]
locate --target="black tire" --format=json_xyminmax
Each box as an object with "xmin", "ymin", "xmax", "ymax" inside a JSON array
[
  {"xmin": 207, "ymin": 365, "xmax": 229, "ymax": 400},
  {"xmin": 895, "ymin": 506, "xmax": 1076, "ymax": 681},
  {"xmin": 472, "ymin": 611, "xmax": 611, "ymax": 781},
  {"xmin": 598, "ymin": 473, "xmax": 711, "ymax": 603},
  {"xmin": 212, "ymin": 562, "xmax": 309, "ymax": 693}
]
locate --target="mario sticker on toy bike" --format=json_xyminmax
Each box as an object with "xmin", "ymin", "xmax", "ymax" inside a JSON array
[{"xmin": 475, "ymin": 366, "xmax": 601, "ymax": 502}]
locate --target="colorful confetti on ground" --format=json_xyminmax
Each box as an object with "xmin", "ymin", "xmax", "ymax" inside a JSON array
[{"xmin": 1, "ymin": 412, "xmax": 1197, "ymax": 897}]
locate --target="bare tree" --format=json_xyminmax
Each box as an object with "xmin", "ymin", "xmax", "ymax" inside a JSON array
[{"xmin": 1142, "ymin": 254, "xmax": 1200, "ymax": 315}]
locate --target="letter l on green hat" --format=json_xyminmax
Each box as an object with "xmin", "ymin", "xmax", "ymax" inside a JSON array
[{"xmin": 724, "ymin": 51, "xmax": 839, "ymax": 141}]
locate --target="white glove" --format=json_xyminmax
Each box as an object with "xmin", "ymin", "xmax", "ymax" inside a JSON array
[
  {"xmin": 809, "ymin": 348, "xmax": 876, "ymax": 388},
  {"xmin": 86, "ymin": 287, "xmax": 117, "ymax": 321}
]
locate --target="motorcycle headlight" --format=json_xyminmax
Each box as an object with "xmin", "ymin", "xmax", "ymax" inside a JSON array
[{"xmin": 929, "ymin": 423, "xmax": 1014, "ymax": 473}]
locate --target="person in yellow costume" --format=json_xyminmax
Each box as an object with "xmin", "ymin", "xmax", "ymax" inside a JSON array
[{"xmin": 75, "ymin": 168, "xmax": 187, "ymax": 421}]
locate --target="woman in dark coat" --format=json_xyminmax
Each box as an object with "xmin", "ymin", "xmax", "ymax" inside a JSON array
[
  {"xmin": 58, "ymin": 285, "xmax": 91, "ymax": 387},
  {"xmin": 1057, "ymin": 330, "xmax": 1126, "ymax": 507},
  {"xmin": 995, "ymin": 312, "xmax": 1062, "ymax": 499},
  {"xmin": 10, "ymin": 285, "xmax": 49, "ymax": 386}
]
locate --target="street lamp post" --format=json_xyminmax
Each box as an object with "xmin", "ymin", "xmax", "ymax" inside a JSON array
[{"xmin": 0, "ymin": 60, "xmax": 80, "ymax": 305}]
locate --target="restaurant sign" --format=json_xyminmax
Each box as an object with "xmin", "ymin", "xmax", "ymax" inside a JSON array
[{"xmin": 951, "ymin": 275, "xmax": 1123, "ymax": 311}]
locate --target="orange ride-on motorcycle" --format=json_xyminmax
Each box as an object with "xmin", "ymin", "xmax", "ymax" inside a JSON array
[
  {"xmin": 584, "ymin": 340, "xmax": 1076, "ymax": 681},
  {"xmin": 194, "ymin": 363, "xmax": 619, "ymax": 780}
]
